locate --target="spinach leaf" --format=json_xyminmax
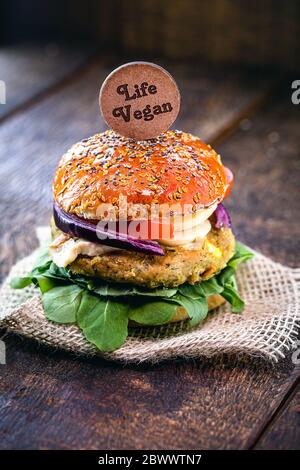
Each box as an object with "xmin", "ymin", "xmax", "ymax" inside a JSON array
[
  {"xmin": 200, "ymin": 277, "xmax": 224, "ymax": 296},
  {"xmin": 228, "ymin": 242, "xmax": 254, "ymax": 269},
  {"xmin": 222, "ymin": 283, "xmax": 244, "ymax": 313},
  {"xmin": 128, "ymin": 299, "xmax": 178, "ymax": 326},
  {"xmin": 170, "ymin": 294, "xmax": 208, "ymax": 327},
  {"xmin": 217, "ymin": 266, "xmax": 235, "ymax": 286},
  {"xmin": 178, "ymin": 283, "xmax": 205, "ymax": 299},
  {"xmin": 90, "ymin": 282, "xmax": 177, "ymax": 298},
  {"xmin": 10, "ymin": 276, "xmax": 33, "ymax": 289},
  {"xmin": 36, "ymin": 276, "xmax": 59, "ymax": 294},
  {"xmin": 32, "ymin": 247, "xmax": 52, "ymax": 272},
  {"xmin": 77, "ymin": 292, "xmax": 129, "ymax": 352},
  {"xmin": 42, "ymin": 285, "xmax": 83, "ymax": 323}
]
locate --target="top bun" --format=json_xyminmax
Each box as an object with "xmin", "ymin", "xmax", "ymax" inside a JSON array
[{"xmin": 53, "ymin": 130, "xmax": 227, "ymax": 220}]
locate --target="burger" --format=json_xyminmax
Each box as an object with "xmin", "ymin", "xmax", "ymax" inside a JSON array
[{"xmin": 12, "ymin": 130, "xmax": 253, "ymax": 352}]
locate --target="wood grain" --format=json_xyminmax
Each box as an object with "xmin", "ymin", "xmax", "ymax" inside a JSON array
[
  {"xmin": 254, "ymin": 381, "xmax": 300, "ymax": 450},
  {"xmin": 119, "ymin": 0, "xmax": 300, "ymax": 70},
  {"xmin": 0, "ymin": 45, "xmax": 93, "ymax": 120},
  {"xmin": 217, "ymin": 85, "xmax": 300, "ymax": 267},
  {"xmin": 0, "ymin": 53, "xmax": 299, "ymax": 450},
  {"xmin": 0, "ymin": 334, "xmax": 298, "ymax": 450}
]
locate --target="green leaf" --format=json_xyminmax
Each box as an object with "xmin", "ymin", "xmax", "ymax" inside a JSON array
[
  {"xmin": 77, "ymin": 292, "xmax": 129, "ymax": 352},
  {"xmin": 91, "ymin": 284, "xmax": 134, "ymax": 297},
  {"xmin": 228, "ymin": 242, "xmax": 254, "ymax": 269},
  {"xmin": 235, "ymin": 241, "xmax": 254, "ymax": 258},
  {"xmin": 170, "ymin": 294, "xmax": 208, "ymax": 327},
  {"xmin": 129, "ymin": 293, "xmax": 209, "ymax": 328},
  {"xmin": 178, "ymin": 283, "xmax": 205, "ymax": 299},
  {"xmin": 230, "ymin": 275, "xmax": 238, "ymax": 291},
  {"xmin": 42, "ymin": 285, "xmax": 83, "ymax": 323},
  {"xmin": 222, "ymin": 284, "xmax": 244, "ymax": 313},
  {"xmin": 91, "ymin": 282, "xmax": 177, "ymax": 298},
  {"xmin": 47, "ymin": 263, "xmax": 72, "ymax": 280},
  {"xmin": 132, "ymin": 285, "xmax": 178, "ymax": 298},
  {"xmin": 10, "ymin": 276, "xmax": 33, "ymax": 289},
  {"xmin": 37, "ymin": 276, "xmax": 59, "ymax": 293},
  {"xmin": 32, "ymin": 247, "xmax": 52, "ymax": 271},
  {"xmin": 128, "ymin": 299, "xmax": 178, "ymax": 326},
  {"xmin": 217, "ymin": 266, "xmax": 235, "ymax": 286},
  {"xmin": 196, "ymin": 277, "xmax": 224, "ymax": 296}
]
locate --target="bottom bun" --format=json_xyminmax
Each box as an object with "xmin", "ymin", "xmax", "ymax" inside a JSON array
[{"xmin": 129, "ymin": 294, "xmax": 225, "ymax": 327}]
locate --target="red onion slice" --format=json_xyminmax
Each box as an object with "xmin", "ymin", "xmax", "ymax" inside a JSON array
[
  {"xmin": 214, "ymin": 203, "xmax": 232, "ymax": 229},
  {"xmin": 53, "ymin": 203, "xmax": 164, "ymax": 256}
]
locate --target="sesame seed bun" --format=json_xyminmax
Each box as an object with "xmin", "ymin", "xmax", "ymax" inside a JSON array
[{"xmin": 53, "ymin": 130, "xmax": 227, "ymax": 220}]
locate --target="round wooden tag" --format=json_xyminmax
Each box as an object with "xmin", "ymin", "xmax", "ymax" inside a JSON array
[{"xmin": 99, "ymin": 62, "xmax": 180, "ymax": 140}]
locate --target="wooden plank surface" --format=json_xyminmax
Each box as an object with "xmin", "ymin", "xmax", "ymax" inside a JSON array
[
  {"xmin": 0, "ymin": 336, "xmax": 299, "ymax": 450},
  {"xmin": 0, "ymin": 53, "xmax": 299, "ymax": 450},
  {"xmin": 217, "ymin": 86, "xmax": 300, "ymax": 267},
  {"xmin": 0, "ymin": 45, "xmax": 93, "ymax": 120},
  {"xmin": 254, "ymin": 381, "xmax": 300, "ymax": 450}
]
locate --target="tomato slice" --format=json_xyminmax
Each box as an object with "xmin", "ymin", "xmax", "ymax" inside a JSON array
[{"xmin": 223, "ymin": 166, "xmax": 234, "ymax": 199}]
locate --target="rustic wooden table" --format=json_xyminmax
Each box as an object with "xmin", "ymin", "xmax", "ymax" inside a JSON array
[{"xmin": 0, "ymin": 46, "xmax": 299, "ymax": 450}]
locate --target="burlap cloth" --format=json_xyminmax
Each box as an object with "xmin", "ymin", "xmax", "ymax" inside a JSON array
[{"xmin": 0, "ymin": 227, "xmax": 299, "ymax": 364}]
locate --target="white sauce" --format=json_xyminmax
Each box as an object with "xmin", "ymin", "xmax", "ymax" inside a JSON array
[
  {"xmin": 159, "ymin": 219, "xmax": 211, "ymax": 246},
  {"xmin": 49, "ymin": 237, "xmax": 120, "ymax": 267}
]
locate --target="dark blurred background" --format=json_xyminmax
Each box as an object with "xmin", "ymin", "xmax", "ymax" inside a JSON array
[{"xmin": 1, "ymin": 0, "xmax": 299, "ymax": 71}]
